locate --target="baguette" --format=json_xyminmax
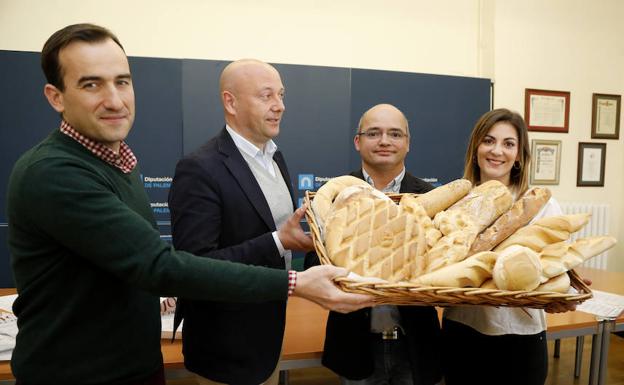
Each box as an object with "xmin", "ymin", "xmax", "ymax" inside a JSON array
[
  {"xmin": 470, "ymin": 187, "xmax": 551, "ymax": 254},
  {"xmin": 492, "ymin": 245, "xmax": 542, "ymax": 291},
  {"xmin": 414, "ymin": 251, "xmax": 498, "ymax": 287},
  {"xmin": 411, "ymin": 179, "xmax": 472, "ymax": 218},
  {"xmin": 493, "ymin": 225, "xmax": 569, "ymax": 252},
  {"xmin": 533, "ymin": 213, "xmax": 591, "ymax": 233},
  {"xmin": 435, "ymin": 180, "xmax": 513, "ymax": 233},
  {"xmin": 540, "ymin": 236, "xmax": 617, "ymax": 279},
  {"xmin": 423, "ymin": 180, "xmax": 511, "ymax": 274}
]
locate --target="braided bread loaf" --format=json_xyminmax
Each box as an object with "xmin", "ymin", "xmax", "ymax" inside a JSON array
[{"xmin": 324, "ymin": 196, "xmax": 426, "ymax": 282}]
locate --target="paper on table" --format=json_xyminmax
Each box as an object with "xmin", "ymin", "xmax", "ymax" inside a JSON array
[
  {"xmin": 160, "ymin": 297, "xmax": 182, "ymax": 339},
  {"xmin": 576, "ymin": 290, "xmax": 624, "ymax": 318},
  {"xmin": 0, "ymin": 294, "xmax": 18, "ymax": 361}
]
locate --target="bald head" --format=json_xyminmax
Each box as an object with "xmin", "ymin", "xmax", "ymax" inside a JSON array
[
  {"xmin": 357, "ymin": 104, "xmax": 409, "ymax": 136},
  {"xmin": 220, "ymin": 59, "xmax": 285, "ymax": 149},
  {"xmin": 220, "ymin": 59, "xmax": 280, "ymax": 95}
]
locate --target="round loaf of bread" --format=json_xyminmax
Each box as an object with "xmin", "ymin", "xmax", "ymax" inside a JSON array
[
  {"xmin": 331, "ymin": 184, "xmax": 389, "ymax": 214},
  {"xmin": 493, "ymin": 245, "xmax": 542, "ymax": 291}
]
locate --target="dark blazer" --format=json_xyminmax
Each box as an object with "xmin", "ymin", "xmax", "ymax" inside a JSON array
[
  {"xmin": 305, "ymin": 169, "xmax": 442, "ymax": 385},
  {"xmin": 168, "ymin": 127, "xmax": 295, "ymax": 385}
]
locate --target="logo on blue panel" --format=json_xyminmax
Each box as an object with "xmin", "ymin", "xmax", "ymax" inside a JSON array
[{"xmin": 298, "ymin": 174, "xmax": 314, "ymax": 190}]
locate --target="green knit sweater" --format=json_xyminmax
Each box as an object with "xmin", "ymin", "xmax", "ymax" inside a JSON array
[{"xmin": 6, "ymin": 130, "xmax": 288, "ymax": 385}]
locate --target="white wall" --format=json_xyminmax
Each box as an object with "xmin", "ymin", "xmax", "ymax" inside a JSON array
[
  {"xmin": 493, "ymin": 0, "xmax": 624, "ymax": 271},
  {"xmin": 1, "ymin": 0, "xmax": 622, "ymax": 270},
  {"xmin": 0, "ymin": 0, "xmax": 483, "ymax": 76}
]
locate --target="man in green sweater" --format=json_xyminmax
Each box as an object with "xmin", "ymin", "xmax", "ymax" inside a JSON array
[{"xmin": 6, "ymin": 23, "xmax": 372, "ymax": 385}]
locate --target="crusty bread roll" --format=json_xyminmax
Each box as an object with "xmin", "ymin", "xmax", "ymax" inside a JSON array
[
  {"xmin": 411, "ymin": 179, "xmax": 472, "ymax": 218},
  {"xmin": 533, "ymin": 213, "xmax": 591, "ymax": 233},
  {"xmin": 540, "ymin": 236, "xmax": 617, "ymax": 279},
  {"xmin": 470, "ymin": 187, "xmax": 551, "ymax": 254},
  {"xmin": 493, "ymin": 245, "xmax": 542, "ymax": 291},
  {"xmin": 414, "ymin": 251, "xmax": 498, "ymax": 287},
  {"xmin": 324, "ymin": 196, "xmax": 426, "ymax": 282},
  {"xmin": 399, "ymin": 194, "xmax": 442, "ymax": 250},
  {"xmin": 536, "ymin": 273, "xmax": 570, "ymax": 293},
  {"xmin": 311, "ymin": 175, "xmax": 371, "ymax": 230}
]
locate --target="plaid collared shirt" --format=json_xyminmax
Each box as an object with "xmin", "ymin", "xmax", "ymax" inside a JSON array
[{"xmin": 59, "ymin": 120, "xmax": 137, "ymax": 174}]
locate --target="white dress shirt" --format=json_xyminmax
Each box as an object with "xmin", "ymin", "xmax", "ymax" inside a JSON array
[{"xmin": 226, "ymin": 125, "xmax": 287, "ymax": 256}]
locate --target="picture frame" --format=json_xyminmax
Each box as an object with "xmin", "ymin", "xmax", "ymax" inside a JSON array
[
  {"xmin": 577, "ymin": 142, "xmax": 606, "ymax": 187},
  {"xmin": 524, "ymin": 88, "xmax": 570, "ymax": 133},
  {"xmin": 530, "ymin": 139, "xmax": 561, "ymax": 185},
  {"xmin": 591, "ymin": 93, "xmax": 620, "ymax": 139}
]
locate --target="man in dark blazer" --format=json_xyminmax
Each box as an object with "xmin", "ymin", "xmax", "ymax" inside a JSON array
[
  {"xmin": 306, "ymin": 104, "xmax": 442, "ymax": 385},
  {"xmin": 168, "ymin": 59, "xmax": 315, "ymax": 385}
]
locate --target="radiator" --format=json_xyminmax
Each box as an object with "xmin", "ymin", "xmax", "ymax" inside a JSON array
[{"xmin": 559, "ymin": 202, "xmax": 610, "ymax": 270}]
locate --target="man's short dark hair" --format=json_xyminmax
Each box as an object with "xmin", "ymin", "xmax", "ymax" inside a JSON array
[{"xmin": 41, "ymin": 23, "xmax": 124, "ymax": 91}]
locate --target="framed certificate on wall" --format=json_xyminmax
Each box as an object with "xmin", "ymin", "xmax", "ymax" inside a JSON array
[
  {"xmin": 530, "ymin": 139, "xmax": 561, "ymax": 185},
  {"xmin": 525, "ymin": 89, "xmax": 570, "ymax": 133},
  {"xmin": 577, "ymin": 142, "xmax": 606, "ymax": 187},
  {"xmin": 591, "ymin": 93, "xmax": 620, "ymax": 139}
]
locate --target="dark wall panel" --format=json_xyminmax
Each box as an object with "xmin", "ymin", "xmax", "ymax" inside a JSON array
[
  {"xmin": 0, "ymin": 51, "xmax": 59, "ymax": 288},
  {"xmin": 0, "ymin": 50, "xmax": 490, "ymax": 286},
  {"xmin": 127, "ymin": 57, "xmax": 183, "ymax": 229},
  {"xmin": 181, "ymin": 59, "xmax": 228, "ymax": 154},
  {"xmin": 0, "ymin": 51, "xmax": 59, "ymax": 224},
  {"xmin": 350, "ymin": 69, "xmax": 491, "ymax": 185}
]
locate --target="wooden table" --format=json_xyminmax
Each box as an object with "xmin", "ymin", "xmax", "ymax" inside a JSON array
[
  {"xmin": 2, "ymin": 268, "xmax": 623, "ymax": 383},
  {"xmin": 161, "ymin": 297, "xmax": 329, "ymax": 378},
  {"xmin": 575, "ymin": 267, "xmax": 624, "ymax": 385}
]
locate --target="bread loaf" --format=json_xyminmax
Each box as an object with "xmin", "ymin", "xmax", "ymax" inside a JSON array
[
  {"xmin": 400, "ymin": 194, "xmax": 442, "ymax": 249},
  {"xmin": 414, "ymin": 251, "xmax": 498, "ymax": 287},
  {"xmin": 324, "ymin": 196, "xmax": 426, "ymax": 282},
  {"xmin": 331, "ymin": 184, "xmax": 390, "ymax": 213},
  {"xmin": 421, "ymin": 180, "xmax": 511, "ymax": 274},
  {"xmin": 470, "ymin": 187, "xmax": 551, "ymax": 254},
  {"xmin": 311, "ymin": 175, "xmax": 371, "ymax": 230},
  {"xmin": 411, "ymin": 179, "xmax": 472, "ymax": 218},
  {"xmin": 434, "ymin": 180, "xmax": 513, "ymax": 234},
  {"xmin": 492, "ymin": 245, "xmax": 542, "ymax": 291},
  {"xmin": 540, "ymin": 236, "xmax": 617, "ymax": 279},
  {"xmin": 433, "ymin": 210, "xmax": 479, "ymax": 237},
  {"xmin": 423, "ymin": 230, "xmax": 478, "ymax": 273},
  {"xmin": 536, "ymin": 273, "xmax": 570, "ymax": 293}
]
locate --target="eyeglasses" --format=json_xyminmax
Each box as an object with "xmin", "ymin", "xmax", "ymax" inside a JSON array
[{"xmin": 357, "ymin": 130, "xmax": 408, "ymax": 141}]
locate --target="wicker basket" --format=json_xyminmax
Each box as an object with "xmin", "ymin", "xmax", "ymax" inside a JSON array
[{"xmin": 304, "ymin": 190, "xmax": 592, "ymax": 309}]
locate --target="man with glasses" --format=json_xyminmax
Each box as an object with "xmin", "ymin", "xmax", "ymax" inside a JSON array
[{"xmin": 307, "ymin": 104, "xmax": 442, "ymax": 385}]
